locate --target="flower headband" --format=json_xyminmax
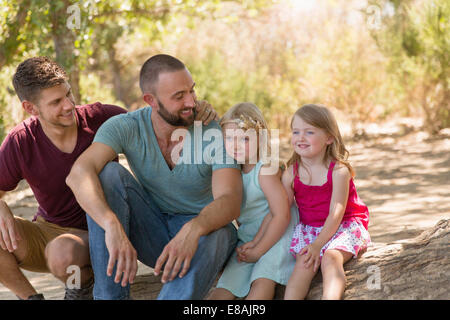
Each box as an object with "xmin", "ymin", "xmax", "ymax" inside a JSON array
[{"xmin": 222, "ymin": 114, "xmax": 264, "ymax": 131}]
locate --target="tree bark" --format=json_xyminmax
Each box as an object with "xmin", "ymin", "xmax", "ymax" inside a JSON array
[
  {"xmin": 130, "ymin": 219, "xmax": 449, "ymax": 300},
  {"xmin": 305, "ymin": 218, "xmax": 450, "ymax": 300},
  {"xmin": 50, "ymin": 0, "xmax": 81, "ymax": 104},
  {"xmin": 107, "ymin": 45, "xmax": 131, "ymax": 109}
]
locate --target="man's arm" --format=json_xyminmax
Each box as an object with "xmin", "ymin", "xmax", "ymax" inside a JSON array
[
  {"xmin": 0, "ymin": 190, "xmax": 5, "ymax": 199},
  {"xmin": 66, "ymin": 142, "xmax": 138, "ymax": 287},
  {"xmin": 193, "ymin": 167, "xmax": 242, "ymax": 235},
  {"xmin": 66, "ymin": 142, "xmax": 118, "ymax": 228},
  {"xmin": 154, "ymin": 167, "xmax": 242, "ymax": 283}
]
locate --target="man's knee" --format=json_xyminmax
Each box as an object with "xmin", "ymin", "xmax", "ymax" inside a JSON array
[
  {"xmin": 208, "ymin": 224, "xmax": 236, "ymax": 246},
  {"xmin": 98, "ymin": 162, "xmax": 139, "ymax": 202},
  {"xmin": 98, "ymin": 162, "xmax": 125, "ymax": 187},
  {"xmin": 45, "ymin": 236, "xmax": 87, "ymax": 279},
  {"xmin": 198, "ymin": 224, "xmax": 237, "ymax": 261}
]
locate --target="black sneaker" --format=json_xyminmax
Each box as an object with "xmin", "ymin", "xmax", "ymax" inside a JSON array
[
  {"xmin": 17, "ymin": 293, "xmax": 45, "ymax": 300},
  {"xmin": 64, "ymin": 278, "xmax": 94, "ymax": 300}
]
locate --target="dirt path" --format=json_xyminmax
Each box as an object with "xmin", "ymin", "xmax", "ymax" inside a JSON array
[{"xmin": 1, "ymin": 127, "xmax": 448, "ymax": 299}]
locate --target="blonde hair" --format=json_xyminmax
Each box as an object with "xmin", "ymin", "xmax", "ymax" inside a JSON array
[
  {"xmin": 220, "ymin": 102, "xmax": 272, "ymax": 165},
  {"xmin": 287, "ymin": 104, "xmax": 355, "ymax": 177}
]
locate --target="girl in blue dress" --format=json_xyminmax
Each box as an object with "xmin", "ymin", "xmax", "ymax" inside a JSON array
[{"xmin": 208, "ymin": 102, "xmax": 297, "ymax": 299}]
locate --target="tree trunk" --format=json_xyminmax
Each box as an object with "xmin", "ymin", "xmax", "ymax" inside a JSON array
[
  {"xmin": 107, "ymin": 45, "xmax": 130, "ymax": 109},
  {"xmin": 50, "ymin": 0, "xmax": 81, "ymax": 104},
  {"xmin": 130, "ymin": 219, "xmax": 450, "ymax": 300},
  {"xmin": 305, "ymin": 218, "xmax": 450, "ymax": 300}
]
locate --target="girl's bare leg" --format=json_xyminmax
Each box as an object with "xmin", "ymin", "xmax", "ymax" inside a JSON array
[
  {"xmin": 284, "ymin": 253, "xmax": 317, "ymax": 300},
  {"xmin": 246, "ymin": 278, "xmax": 276, "ymax": 300},
  {"xmin": 320, "ymin": 249, "xmax": 353, "ymax": 300},
  {"xmin": 207, "ymin": 287, "xmax": 236, "ymax": 300}
]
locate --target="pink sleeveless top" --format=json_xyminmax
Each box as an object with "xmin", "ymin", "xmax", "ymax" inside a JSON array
[{"xmin": 293, "ymin": 161, "xmax": 369, "ymax": 229}]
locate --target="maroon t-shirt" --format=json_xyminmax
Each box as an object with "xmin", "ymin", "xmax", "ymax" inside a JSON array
[{"xmin": 0, "ymin": 102, "xmax": 126, "ymax": 230}]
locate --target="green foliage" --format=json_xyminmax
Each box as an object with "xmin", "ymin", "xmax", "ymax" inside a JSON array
[
  {"xmin": 0, "ymin": 116, "xmax": 5, "ymax": 143},
  {"xmin": 371, "ymin": 0, "xmax": 450, "ymax": 133},
  {"xmin": 1, "ymin": 0, "xmax": 447, "ymax": 139},
  {"xmin": 0, "ymin": 0, "xmax": 273, "ymax": 131},
  {"xmin": 187, "ymin": 52, "xmax": 272, "ymax": 113},
  {"xmin": 181, "ymin": 1, "xmax": 395, "ymax": 134},
  {"xmin": 79, "ymin": 73, "xmax": 124, "ymax": 108},
  {"xmin": 0, "ymin": 65, "xmax": 19, "ymax": 143}
]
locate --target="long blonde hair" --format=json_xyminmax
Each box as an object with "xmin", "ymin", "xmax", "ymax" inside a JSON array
[
  {"xmin": 220, "ymin": 102, "xmax": 272, "ymax": 164},
  {"xmin": 287, "ymin": 104, "xmax": 355, "ymax": 177}
]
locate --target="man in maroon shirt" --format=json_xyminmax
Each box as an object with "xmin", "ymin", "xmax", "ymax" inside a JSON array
[{"xmin": 0, "ymin": 57, "xmax": 126, "ymax": 300}]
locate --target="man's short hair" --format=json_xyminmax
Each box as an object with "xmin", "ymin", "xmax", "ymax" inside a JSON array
[
  {"xmin": 139, "ymin": 54, "xmax": 186, "ymax": 94},
  {"xmin": 12, "ymin": 57, "xmax": 68, "ymax": 103}
]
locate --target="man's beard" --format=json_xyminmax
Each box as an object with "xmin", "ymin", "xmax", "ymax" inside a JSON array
[{"xmin": 156, "ymin": 98, "xmax": 195, "ymax": 127}]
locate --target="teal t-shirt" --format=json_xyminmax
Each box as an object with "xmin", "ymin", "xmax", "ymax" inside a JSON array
[{"xmin": 93, "ymin": 106, "xmax": 239, "ymax": 215}]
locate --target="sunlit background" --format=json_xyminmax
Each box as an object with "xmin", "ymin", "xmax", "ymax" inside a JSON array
[{"xmin": 0, "ymin": 0, "xmax": 449, "ymax": 141}]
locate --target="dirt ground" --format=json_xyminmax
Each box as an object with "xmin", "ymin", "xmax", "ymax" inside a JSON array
[{"xmin": 0, "ymin": 121, "xmax": 449, "ymax": 299}]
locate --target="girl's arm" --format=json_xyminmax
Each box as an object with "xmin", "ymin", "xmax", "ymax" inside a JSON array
[
  {"xmin": 281, "ymin": 165, "xmax": 295, "ymax": 207},
  {"xmin": 245, "ymin": 165, "xmax": 294, "ymax": 251},
  {"xmin": 302, "ymin": 165, "xmax": 351, "ymax": 271},
  {"xmin": 238, "ymin": 166, "xmax": 291, "ymax": 262},
  {"xmin": 250, "ymin": 211, "xmax": 272, "ymax": 245},
  {"xmin": 236, "ymin": 213, "xmax": 272, "ymax": 261},
  {"xmin": 243, "ymin": 163, "xmax": 293, "ymax": 249}
]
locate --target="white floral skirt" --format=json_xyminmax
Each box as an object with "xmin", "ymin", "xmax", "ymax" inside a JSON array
[{"xmin": 289, "ymin": 220, "xmax": 371, "ymax": 259}]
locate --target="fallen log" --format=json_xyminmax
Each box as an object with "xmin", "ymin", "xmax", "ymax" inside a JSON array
[
  {"xmin": 306, "ymin": 218, "xmax": 449, "ymax": 299},
  {"xmin": 130, "ymin": 219, "xmax": 449, "ymax": 300}
]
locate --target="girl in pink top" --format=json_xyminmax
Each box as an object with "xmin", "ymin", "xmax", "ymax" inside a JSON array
[{"xmin": 282, "ymin": 104, "xmax": 371, "ymax": 300}]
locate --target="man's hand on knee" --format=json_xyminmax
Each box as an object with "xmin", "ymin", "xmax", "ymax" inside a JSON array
[
  {"xmin": 0, "ymin": 200, "xmax": 21, "ymax": 252},
  {"xmin": 153, "ymin": 220, "xmax": 201, "ymax": 283},
  {"xmin": 104, "ymin": 219, "xmax": 138, "ymax": 287}
]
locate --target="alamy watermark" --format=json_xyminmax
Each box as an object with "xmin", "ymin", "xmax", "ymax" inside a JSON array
[
  {"xmin": 67, "ymin": 3, "xmax": 81, "ymax": 30},
  {"xmin": 66, "ymin": 265, "xmax": 81, "ymax": 289},
  {"xmin": 366, "ymin": 4, "xmax": 382, "ymax": 30},
  {"xmin": 366, "ymin": 265, "xmax": 381, "ymax": 290},
  {"xmin": 170, "ymin": 121, "xmax": 280, "ymax": 175}
]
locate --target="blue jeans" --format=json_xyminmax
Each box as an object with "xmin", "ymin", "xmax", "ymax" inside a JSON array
[{"xmin": 87, "ymin": 162, "xmax": 237, "ymax": 300}]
